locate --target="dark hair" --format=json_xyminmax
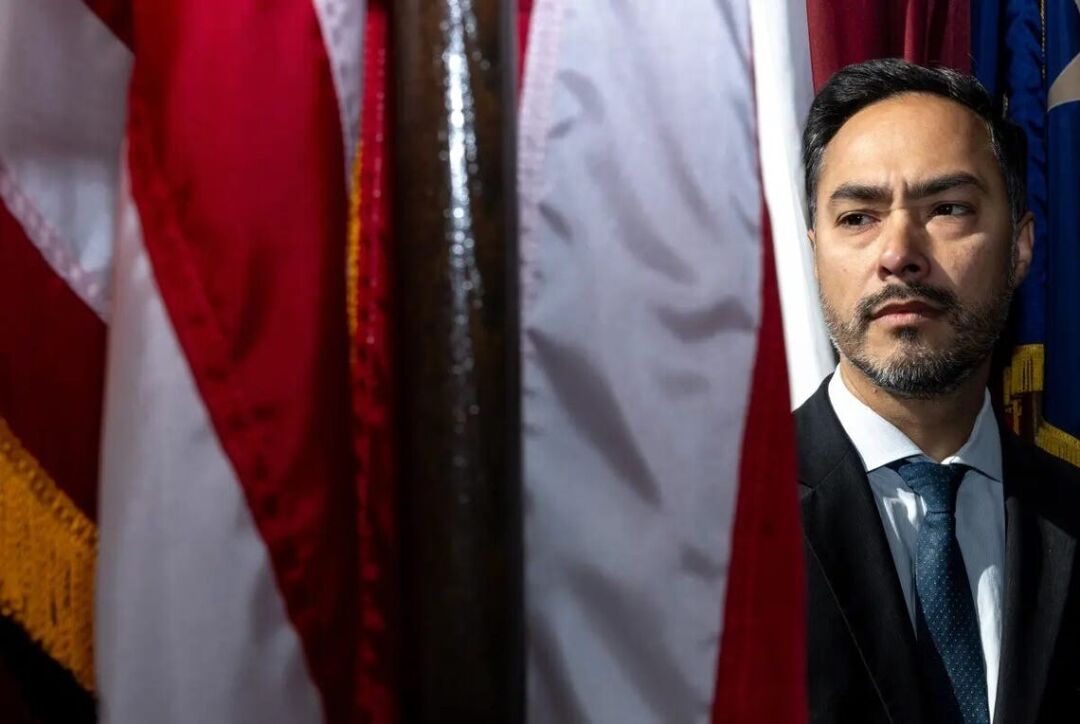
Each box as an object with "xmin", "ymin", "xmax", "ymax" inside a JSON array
[{"xmin": 802, "ymin": 58, "xmax": 1026, "ymax": 227}]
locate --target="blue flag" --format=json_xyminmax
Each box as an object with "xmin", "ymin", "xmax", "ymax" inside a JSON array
[
  {"xmin": 974, "ymin": 0, "xmax": 1080, "ymax": 466},
  {"xmin": 1042, "ymin": 0, "xmax": 1080, "ymax": 462}
]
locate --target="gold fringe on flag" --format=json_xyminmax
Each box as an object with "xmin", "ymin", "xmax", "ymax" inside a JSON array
[
  {"xmin": 1037, "ymin": 421, "xmax": 1080, "ymax": 468},
  {"xmin": 0, "ymin": 417, "xmax": 97, "ymax": 691},
  {"xmin": 347, "ymin": 143, "xmax": 363, "ymax": 339},
  {"xmin": 1006, "ymin": 343, "xmax": 1045, "ymax": 396}
]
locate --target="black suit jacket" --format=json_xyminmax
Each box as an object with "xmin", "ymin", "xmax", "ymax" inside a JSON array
[{"xmin": 796, "ymin": 376, "xmax": 1080, "ymax": 723}]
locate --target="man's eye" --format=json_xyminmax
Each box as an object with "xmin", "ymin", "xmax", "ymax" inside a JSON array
[
  {"xmin": 932, "ymin": 203, "xmax": 971, "ymax": 217},
  {"xmin": 838, "ymin": 213, "xmax": 873, "ymax": 228}
]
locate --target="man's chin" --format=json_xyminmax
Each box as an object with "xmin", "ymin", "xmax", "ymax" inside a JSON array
[
  {"xmin": 862, "ymin": 338, "xmax": 934, "ymax": 363},
  {"xmin": 866, "ymin": 323, "xmax": 954, "ymax": 354},
  {"xmin": 845, "ymin": 345, "xmax": 982, "ymax": 400}
]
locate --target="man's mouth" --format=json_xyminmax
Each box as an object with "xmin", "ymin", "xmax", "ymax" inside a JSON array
[{"xmin": 871, "ymin": 299, "xmax": 944, "ymax": 322}]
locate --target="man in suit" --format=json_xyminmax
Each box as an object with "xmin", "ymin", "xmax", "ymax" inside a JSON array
[{"xmin": 797, "ymin": 58, "xmax": 1080, "ymax": 723}]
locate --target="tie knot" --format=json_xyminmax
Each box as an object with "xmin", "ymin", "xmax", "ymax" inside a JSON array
[{"xmin": 894, "ymin": 461, "xmax": 967, "ymax": 514}]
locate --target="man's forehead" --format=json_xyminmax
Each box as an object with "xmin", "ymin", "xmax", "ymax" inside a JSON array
[
  {"xmin": 818, "ymin": 93, "xmax": 998, "ymax": 196},
  {"xmin": 831, "ymin": 92, "xmax": 991, "ymax": 144}
]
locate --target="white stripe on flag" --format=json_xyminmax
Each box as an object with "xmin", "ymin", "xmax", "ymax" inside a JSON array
[
  {"xmin": 521, "ymin": 1, "xmax": 760, "ymax": 721},
  {"xmin": 312, "ymin": 0, "xmax": 366, "ymax": 186},
  {"xmin": 750, "ymin": 0, "xmax": 834, "ymax": 407},
  {"xmin": 95, "ymin": 163, "xmax": 322, "ymax": 724},
  {"xmin": 0, "ymin": 0, "xmax": 131, "ymax": 319},
  {"xmin": 517, "ymin": 0, "xmax": 565, "ymax": 312}
]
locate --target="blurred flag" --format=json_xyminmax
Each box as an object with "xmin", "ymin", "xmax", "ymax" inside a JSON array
[
  {"xmin": 0, "ymin": 0, "xmax": 126, "ymax": 718},
  {"xmin": 1042, "ymin": 0, "xmax": 1080, "ymax": 463},
  {"xmin": 2, "ymin": 0, "xmax": 369, "ymax": 721},
  {"xmin": 974, "ymin": 0, "xmax": 1080, "ymax": 466},
  {"xmin": 348, "ymin": 1, "xmax": 397, "ymax": 721},
  {"xmin": 518, "ymin": 1, "xmax": 805, "ymax": 721},
  {"xmin": 750, "ymin": 0, "xmax": 834, "ymax": 408},
  {"xmin": 94, "ymin": 2, "xmax": 364, "ymax": 723},
  {"xmin": 806, "ymin": 0, "xmax": 970, "ymax": 88}
]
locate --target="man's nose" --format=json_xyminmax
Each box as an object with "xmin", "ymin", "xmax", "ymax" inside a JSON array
[{"xmin": 877, "ymin": 212, "xmax": 929, "ymax": 283}]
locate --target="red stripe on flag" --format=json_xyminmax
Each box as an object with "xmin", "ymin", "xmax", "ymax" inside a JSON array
[
  {"xmin": 518, "ymin": 0, "xmax": 534, "ymax": 89},
  {"xmin": 0, "ymin": 202, "xmax": 104, "ymax": 520},
  {"xmin": 806, "ymin": 0, "xmax": 970, "ymax": 89},
  {"xmin": 352, "ymin": 2, "xmax": 397, "ymax": 721},
  {"xmin": 125, "ymin": 4, "xmax": 356, "ymax": 721},
  {"xmin": 712, "ymin": 207, "xmax": 807, "ymax": 723}
]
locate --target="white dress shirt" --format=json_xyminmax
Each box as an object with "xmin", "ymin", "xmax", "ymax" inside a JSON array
[{"xmin": 828, "ymin": 370, "xmax": 1006, "ymax": 719}]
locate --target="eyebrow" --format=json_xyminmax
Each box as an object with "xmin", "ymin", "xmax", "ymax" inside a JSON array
[{"xmin": 826, "ymin": 173, "xmax": 987, "ymax": 207}]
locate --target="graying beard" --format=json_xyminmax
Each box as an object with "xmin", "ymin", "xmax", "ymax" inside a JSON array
[
  {"xmin": 819, "ymin": 235, "xmax": 1019, "ymax": 398},
  {"xmin": 822, "ymin": 289, "xmax": 1012, "ymax": 400},
  {"xmin": 846, "ymin": 336, "xmax": 980, "ymax": 399}
]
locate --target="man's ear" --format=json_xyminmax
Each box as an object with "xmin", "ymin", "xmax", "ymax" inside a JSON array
[{"xmin": 1012, "ymin": 212, "xmax": 1034, "ymax": 286}]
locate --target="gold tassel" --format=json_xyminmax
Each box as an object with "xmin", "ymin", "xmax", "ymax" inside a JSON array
[
  {"xmin": 1037, "ymin": 421, "xmax": 1080, "ymax": 468},
  {"xmin": 1007, "ymin": 344, "xmax": 1045, "ymax": 396},
  {"xmin": 0, "ymin": 417, "xmax": 97, "ymax": 691}
]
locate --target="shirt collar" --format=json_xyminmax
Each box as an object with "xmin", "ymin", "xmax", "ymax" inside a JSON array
[{"xmin": 827, "ymin": 369, "xmax": 1003, "ymax": 482}]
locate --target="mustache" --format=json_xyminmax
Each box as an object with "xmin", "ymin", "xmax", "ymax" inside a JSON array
[{"xmin": 854, "ymin": 282, "xmax": 959, "ymax": 324}]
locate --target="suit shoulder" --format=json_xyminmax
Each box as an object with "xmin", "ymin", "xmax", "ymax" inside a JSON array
[
  {"xmin": 793, "ymin": 376, "xmax": 834, "ymax": 436},
  {"xmin": 794, "ymin": 376, "xmax": 860, "ymax": 488}
]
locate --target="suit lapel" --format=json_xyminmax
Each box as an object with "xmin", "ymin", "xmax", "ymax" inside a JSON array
[
  {"xmin": 993, "ymin": 432, "xmax": 1077, "ymax": 724},
  {"xmin": 797, "ymin": 380, "xmax": 925, "ymax": 724}
]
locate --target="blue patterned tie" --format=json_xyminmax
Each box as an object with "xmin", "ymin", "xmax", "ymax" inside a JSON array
[{"xmin": 895, "ymin": 461, "xmax": 990, "ymax": 724}]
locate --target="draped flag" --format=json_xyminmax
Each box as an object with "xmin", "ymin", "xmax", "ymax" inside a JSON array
[
  {"xmin": 0, "ymin": 0, "xmax": 126, "ymax": 718},
  {"xmin": 95, "ymin": 2, "xmax": 365, "ymax": 722},
  {"xmin": 518, "ymin": 2, "xmax": 805, "ymax": 721},
  {"xmin": 750, "ymin": 0, "xmax": 834, "ymax": 407},
  {"xmin": 1043, "ymin": 0, "xmax": 1080, "ymax": 464},
  {"xmin": 805, "ymin": 0, "xmax": 971, "ymax": 89},
  {"xmin": 349, "ymin": 1, "xmax": 397, "ymax": 721},
  {"xmin": 6, "ymin": 0, "xmax": 810, "ymax": 721},
  {"xmin": 974, "ymin": 0, "xmax": 1080, "ymax": 466},
  {"xmin": 2, "ymin": 0, "xmax": 368, "ymax": 721}
]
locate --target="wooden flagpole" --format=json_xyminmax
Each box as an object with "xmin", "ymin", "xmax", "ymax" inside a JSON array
[{"xmin": 390, "ymin": 0, "xmax": 523, "ymax": 720}]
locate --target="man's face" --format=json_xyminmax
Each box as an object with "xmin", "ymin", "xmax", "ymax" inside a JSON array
[{"xmin": 810, "ymin": 93, "xmax": 1033, "ymax": 398}]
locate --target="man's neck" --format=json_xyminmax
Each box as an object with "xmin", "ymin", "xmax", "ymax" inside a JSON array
[{"xmin": 837, "ymin": 358, "xmax": 989, "ymax": 463}]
